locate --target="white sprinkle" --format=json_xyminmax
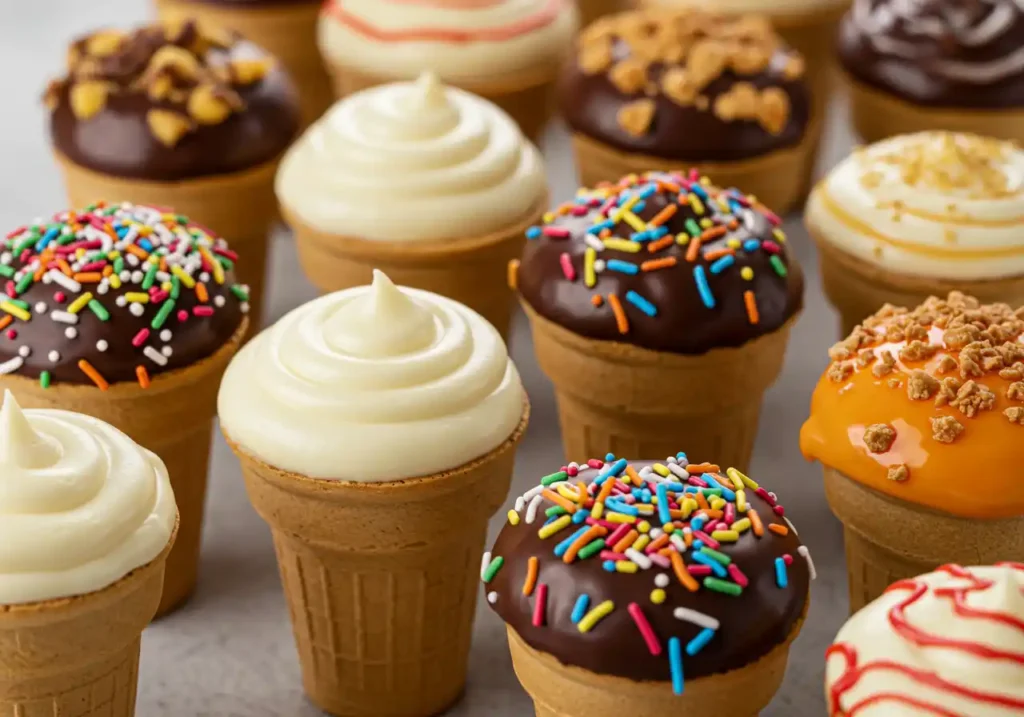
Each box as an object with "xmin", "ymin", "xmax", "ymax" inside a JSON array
[
  {"xmin": 129, "ymin": 303, "xmax": 145, "ymax": 317},
  {"xmin": 161, "ymin": 345, "xmax": 172, "ymax": 357},
  {"xmin": 785, "ymin": 517, "xmax": 799, "ymax": 536},
  {"xmin": 46, "ymin": 270, "xmax": 81, "ymax": 293},
  {"xmin": 583, "ymin": 233, "xmax": 605, "ymax": 251},
  {"xmin": 119, "ymin": 270, "xmax": 131, "ymax": 281},
  {"xmin": 199, "ymin": 272, "xmax": 211, "ymax": 283},
  {"xmin": 125, "ymin": 254, "xmax": 140, "ymax": 267},
  {"xmin": 593, "ymin": 259, "xmax": 606, "ymax": 272},
  {"xmin": 115, "ymin": 296, "xmax": 127, "ymax": 308},
  {"xmin": 155, "ymin": 271, "xmax": 170, "ymax": 283},
  {"xmin": 0, "ymin": 356, "xmax": 23, "ymax": 375},
  {"xmin": 523, "ymin": 484, "xmax": 546, "ymax": 501},
  {"xmin": 514, "ymin": 496, "xmax": 526, "ymax": 513},
  {"xmin": 666, "ymin": 455, "xmax": 678, "ymax": 464},
  {"xmin": 667, "ymin": 463, "xmax": 689, "ymax": 481},
  {"xmin": 48, "ymin": 350, "xmax": 60, "ymax": 363},
  {"xmin": 50, "ymin": 311, "xmax": 78, "ymax": 325},
  {"xmin": 96, "ymin": 340, "xmax": 108, "ymax": 352},
  {"xmin": 480, "ymin": 552, "xmax": 492, "ymax": 580},
  {"xmin": 1, "ymin": 252, "xmax": 11, "ymax": 264},
  {"xmin": 673, "ymin": 607, "xmax": 720, "ymax": 631},
  {"xmin": 487, "ymin": 591, "xmax": 498, "ymax": 604},
  {"xmin": 214, "ymin": 295, "xmax": 226, "ymax": 308},
  {"xmin": 17, "ymin": 346, "xmax": 30, "ymax": 358},
  {"xmin": 64, "ymin": 327, "xmax": 77, "ymax": 340},
  {"xmin": 669, "ymin": 534, "xmax": 687, "ymax": 553},
  {"xmin": 144, "ymin": 346, "xmax": 168, "ymax": 366},
  {"xmin": 798, "ymin": 546, "xmax": 817, "ymax": 581},
  {"xmin": 654, "ymin": 573, "xmax": 670, "ymax": 588},
  {"xmin": 160, "ymin": 329, "xmax": 172, "ymax": 342},
  {"xmin": 240, "ymin": 302, "xmax": 250, "ymax": 314},
  {"xmin": 96, "ymin": 281, "xmax": 109, "ymax": 295},
  {"xmin": 33, "ymin": 302, "xmax": 46, "ymax": 314},
  {"xmin": 130, "ymin": 270, "xmax": 144, "ymax": 284},
  {"xmin": 625, "ymin": 548, "xmax": 652, "ymax": 570},
  {"xmin": 649, "ymin": 527, "xmax": 664, "ymax": 539},
  {"xmin": 525, "ymin": 494, "xmax": 544, "ymax": 524}
]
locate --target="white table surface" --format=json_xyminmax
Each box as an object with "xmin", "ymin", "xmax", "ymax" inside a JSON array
[{"xmin": 2, "ymin": 2, "xmax": 855, "ymax": 714}]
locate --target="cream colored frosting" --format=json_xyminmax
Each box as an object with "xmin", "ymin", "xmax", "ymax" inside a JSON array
[
  {"xmin": 275, "ymin": 72, "xmax": 547, "ymax": 241},
  {"xmin": 217, "ymin": 271, "xmax": 525, "ymax": 481},
  {"xmin": 0, "ymin": 392, "xmax": 176, "ymax": 605},
  {"xmin": 826, "ymin": 564, "xmax": 1024, "ymax": 716},
  {"xmin": 317, "ymin": 0, "xmax": 578, "ymax": 82},
  {"xmin": 806, "ymin": 131, "xmax": 1024, "ymax": 280},
  {"xmin": 639, "ymin": 0, "xmax": 849, "ymax": 16}
]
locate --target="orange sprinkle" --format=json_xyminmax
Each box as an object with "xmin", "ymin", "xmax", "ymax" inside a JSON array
[
  {"xmin": 748, "ymin": 508, "xmax": 765, "ymax": 537},
  {"xmin": 683, "ymin": 530, "xmax": 693, "ymax": 547},
  {"xmin": 648, "ymin": 204, "xmax": 677, "ymax": 227},
  {"xmin": 658, "ymin": 547, "xmax": 673, "ymax": 557},
  {"xmin": 541, "ymin": 489, "xmax": 578, "ymax": 515},
  {"xmin": 507, "ymin": 259, "xmax": 519, "ymax": 291},
  {"xmin": 659, "ymin": 180, "xmax": 681, "ymax": 193},
  {"xmin": 78, "ymin": 359, "xmax": 109, "ymax": 391},
  {"xmin": 102, "ymin": 265, "xmax": 113, "ymax": 277},
  {"xmin": 702, "ymin": 248, "xmax": 734, "ymax": 261},
  {"xmin": 599, "ymin": 228, "xmax": 611, "ymax": 238},
  {"xmin": 744, "ymin": 290, "xmax": 760, "ymax": 325},
  {"xmin": 591, "ymin": 295, "xmax": 604, "ymax": 307},
  {"xmin": 73, "ymin": 272, "xmax": 102, "ymax": 283},
  {"xmin": 574, "ymin": 481, "xmax": 589, "ymax": 503},
  {"xmin": 33, "ymin": 266, "xmax": 45, "ymax": 281},
  {"xmin": 625, "ymin": 464, "xmax": 643, "ymax": 487},
  {"xmin": 685, "ymin": 238, "xmax": 702, "ymax": 263},
  {"xmin": 701, "ymin": 226, "xmax": 727, "ymax": 241},
  {"xmin": 135, "ymin": 365, "xmax": 151, "ymax": 389},
  {"xmin": 728, "ymin": 220, "xmax": 740, "ymax": 230},
  {"xmin": 641, "ymin": 257, "xmax": 677, "ymax": 272},
  {"xmin": 0, "ymin": 316, "xmax": 12, "ymax": 331},
  {"xmin": 646, "ymin": 235, "xmax": 675, "ymax": 253},
  {"xmin": 670, "ymin": 551, "xmax": 699, "ymax": 592},
  {"xmin": 522, "ymin": 556, "xmax": 539, "ymax": 596},
  {"xmin": 646, "ymin": 533, "xmax": 670, "ymax": 553},
  {"xmin": 563, "ymin": 525, "xmax": 606, "ymax": 563},
  {"xmin": 697, "ymin": 509, "xmax": 723, "ymax": 520},
  {"xmin": 687, "ymin": 463, "xmax": 721, "ymax": 473},
  {"xmin": 607, "ymin": 293, "xmax": 629, "ymax": 334},
  {"xmin": 159, "ymin": 256, "xmax": 168, "ymax": 273},
  {"xmin": 125, "ymin": 244, "xmax": 149, "ymax": 259},
  {"xmin": 196, "ymin": 282, "xmax": 209, "ymax": 303},
  {"xmin": 57, "ymin": 259, "xmax": 72, "ymax": 276},
  {"xmin": 596, "ymin": 475, "xmax": 616, "ymax": 504},
  {"xmin": 613, "ymin": 529, "xmax": 639, "ymax": 554},
  {"xmin": 768, "ymin": 523, "xmax": 789, "ymax": 537},
  {"xmin": 694, "ymin": 492, "xmax": 710, "ymax": 510}
]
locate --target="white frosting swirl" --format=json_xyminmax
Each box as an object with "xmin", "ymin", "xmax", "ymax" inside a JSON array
[
  {"xmin": 275, "ymin": 72, "xmax": 547, "ymax": 241},
  {"xmin": 0, "ymin": 392, "xmax": 176, "ymax": 604},
  {"xmin": 806, "ymin": 131, "xmax": 1024, "ymax": 279},
  {"xmin": 217, "ymin": 271, "xmax": 525, "ymax": 481}
]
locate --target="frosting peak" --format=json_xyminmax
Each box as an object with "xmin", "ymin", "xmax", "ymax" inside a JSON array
[{"xmin": 0, "ymin": 391, "xmax": 59, "ymax": 470}]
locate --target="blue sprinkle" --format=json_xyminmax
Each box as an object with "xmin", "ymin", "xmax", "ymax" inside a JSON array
[
  {"xmin": 606, "ymin": 259, "xmax": 639, "ymax": 275},
  {"xmin": 555, "ymin": 526, "xmax": 591, "ymax": 558},
  {"xmin": 651, "ymin": 225, "xmax": 669, "ymax": 239},
  {"xmin": 572, "ymin": 509, "xmax": 588, "ymax": 524},
  {"xmin": 743, "ymin": 239, "xmax": 761, "ymax": 253},
  {"xmin": 638, "ymin": 183, "xmax": 658, "ymax": 199},
  {"xmin": 605, "ymin": 453, "xmax": 616, "ymax": 461},
  {"xmin": 709, "ymin": 255, "xmax": 735, "ymax": 274},
  {"xmin": 691, "ymin": 516, "xmax": 706, "ymax": 532},
  {"xmin": 630, "ymin": 230, "xmax": 652, "ymax": 242},
  {"xmin": 690, "ymin": 552, "xmax": 727, "ymax": 577},
  {"xmin": 683, "ymin": 486, "xmax": 699, "ymax": 494},
  {"xmin": 526, "ymin": 226, "xmax": 542, "ymax": 239},
  {"xmin": 668, "ymin": 637, "xmax": 684, "ymax": 695},
  {"xmin": 717, "ymin": 484, "xmax": 737, "ymax": 501},
  {"xmin": 729, "ymin": 199, "xmax": 745, "ymax": 214},
  {"xmin": 591, "ymin": 220, "xmax": 614, "ymax": 233},
  {"xmin": 602, "ymin": 560, "xmax": 616, "ymax": 572},
  {"xmin": 692, "ymin": 540, "xmax": 705, "ymax": 551},
  {"xmin": 606, "ymin": 499, "xmax": 639, "ymax": 516},
  {"xmin": 595, "ymin": 458, "xmax": 628, "ymax": 485},
  {"xmin": 775, "ymin": 557, "xmax": 789, "ymax": 588},
  {"xmin": 662, "ymin": 482, "xmax": 685, "ymax": 492},
  {"xmin": 632, "ymin": 200, "xmax": 646, "ymax": 214},
  {"xmin": 641, "ymin": 489, "xmax": 652, "ymax": 503},
  {"xmin": 138, "ymin": 239, "xmax": 153, "ymax": 252},
  {"xmin": 656, "ymin": 483, "xmax": 672, "ymax": 526},
  {"xmin": 631, "ymin": 487, "xmax": 643, "ymax": 498},
  {"xmin": 690, "ymin": 183, "xmax": 708, "ymax": 199},
  {"xmin": 543, "ymin": 515, "xmax": 560, "ymax": 526},
  {"xmin": 571, "ymin": 594, "xmax": 591, "ymax": 623},
  {"xmin": 625, "ymin": 290, "xmax": 657, "ymax": 317},
  {"xmin": 676, "ymin": 452, "xmax": 688, "ymax": 461},
  {"xmin": 686, "ymin": 627, "xmax": 716, "ymax": 656},
  {"xmin": 693, "ymin": 266, "xmax": 715, "ymax": 308}
]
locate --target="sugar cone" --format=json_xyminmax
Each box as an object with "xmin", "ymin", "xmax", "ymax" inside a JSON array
[
  {"xmin": 523, "ymin": 301, "xmax": 795, "ymax": 472},
  {"xmin": 282, "ymin": 197, "xmax": 546, "ymax": 340},
  {"xmin": 154, "ymin": 0, "xmax": 333, "ymax": 129},
  {"xmin": 0, "ymin": 523, "xmax": 176, "ymax": 716},
  {"xmin": 506, "ymin": 612, "xmax": 805, "ymax": 717},
  {"xmin": 809, "ymin": 225, "xmax": 1024, "ymax": 337},
  {"xmin": 325, "ymin": 63, "xmax": 558, "ymax": 143},
  {"xmin": 224, "ymin": 404, "xmax": 528, "ymax": 717},
  {"xmin": 54, "ymin": 150, "xmax": 280, "ymax": 328},
  {"xmin": 1, "ymin": 322, "xmax": 245, "ymax": 617},
  {"xmin": 822, "ymin": 467, "xmax": 1024, "ymax": 613},
  {"xmin": 570, "ymin": 110, "xmax": 822, "ymax": 215},
  {"xmin": 844, "ymin": 73, "xmax": 1024, "ymax": 145}
]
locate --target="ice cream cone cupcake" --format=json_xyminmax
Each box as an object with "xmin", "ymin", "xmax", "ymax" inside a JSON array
[
  {"xmin": 0, "ymin": 203, "xmax": 250, "ymax": 616},
  {"xmin": 317, "ymin": 0, "xmax": 579, "ymax": 141},
  {"xmin": 563, "ymin": 9, "xmax": 818, "ymax": 214},
  {"xmin": 801, "ymin": 293, "xmax": 1024, "ymax": 613},
  {"xmin": 806, "ymin": 131, "xmax": 1024, "ymax": 337},
  {"xmin": 0, "ymin": 392, "xmax": 177, "ymax": 716},
  {"xmin": 484, "ymin": 452, "xmax": 814, "ymax": 716},
  {"xmin": 514, "ymin": 171, "xmax": 803, "ymax": 471},
  {"xmin": 276, "ymin": 72, "xmax": 548, "ymax": 339},
  {"xmin": 153, "ymin": 0, "xmax": 333, "ymax": 128},
  {"xmin": 826, "ymin": 563, "xmax": 1024, "ymax": 716},
  {"xmin": 45, "ymin": 20, "xmax": 300, "ymax": 327},
  {"xmin": 218, "ymin": 271, "xmax": 529, "ymax": 717},
  {"xmin": 839, "ymin": 0, "xmax": 1024, "ymax": 145}
]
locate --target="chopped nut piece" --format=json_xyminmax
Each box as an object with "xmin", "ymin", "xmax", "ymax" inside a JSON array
[
  {"xmin": 872, "ymin": 350, "xmax": 896, "ymax": 378},
  {"xmin": 69, "ymin": 81, "xmax": 111, "ymax": 120},
  {"xmin": 950, "ymin": 380, "xmax": 995, "ymax": 417},
  {"xmin": 907, "ymin": 370, "xmax": 939, "ymax": 400},
  {"xmin": 230, "ymin": 58, "xmax": 273, "ymax": 85},
  {"xmin": 609, "ymin": 58, "xmax": 649, "ymax": 95},
  {"xmin": 147, "ymin": 45, "xmax": 201, "ymax": 80},
  {"xmin": 86, "ymin": 30, "xmax": 126, "ymax": 57},
  {"xmin": 146, "ymin": 109, "xmax": 193, "ymax": 147},
  {"xmin": 855, "ymin": 349, "xmax": 876, "ymax": 369},
  {"xmin": 934, "ymin": 376, "xmax": 962, "ymax": 407},
  {"xmin": 863, "ymin": 424, "xmax": 896, "ymax": 453},
  {"xmin": 578, "ymin": 38, "xmax": 613, "ymax": 74},
  {"xmin": 887, "ymin": 464, "xmax": 909, "ymax": 482},
  {"xmin": 616, "ymin": 99, "xmax": 657, "ymax": 137},
  {"xmin": 828, "ymin": 361, "xmax": 853, "ymax": 383},
  {"xmin": 686, "ymin": 40, "xmax": 728, "ymax": 90},
  {"xmin": 1008, "ymin": 381, "xmax": 1024, "ymax": 401},
  {"xmin": 935, "ymin": 355, "xmax": 958, "ymax": 374},
  {"xmin": 899, "ymin": 340, "xmax": 938, "ymax": 362},
  {"xmin": 187, "ymin": 84, "xmax": 232, "ymax": 125},
  {"xmin": 887, "ymin": 378, "xmax": 903, "ymax": 389},
  {"xmin": 756, "ymin": 87, "xmax": 790, "ymax": 134},
  {"xmin": 1005, "ymin": 407, "xmax": 1024, "ymax": 424},
  {"xmin": 661, "ymin": 68, "xmax": 697, "ymax": 106},
  {"xmin": 930, "ymin": 416, "xmax": 964, "ymax": 443}
]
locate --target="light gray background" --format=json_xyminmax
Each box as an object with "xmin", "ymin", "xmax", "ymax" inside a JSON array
[{"xmin": 2, "ymin": 2, "xmax": 854, "ymax": 714}]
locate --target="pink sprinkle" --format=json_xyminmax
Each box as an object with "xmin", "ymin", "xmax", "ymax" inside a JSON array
[
  {"xmin": 688, "ymin": 476, "xmax": 710, "ymax": 488},
  {"xmin": 755, "ymin": 487, "xmax": 777, "ymax": 507},
  {"xmin": 649, "ymin": 553, "xmax": 670, "ymax": 568},
  {"xmin": 693, "ymin": 531, "xmax": 720, "ymax": 550},
  {"xmin": 762, "ymin": 240, "xmax": 781, "ymax": 254},
  {"xmin": 783, "ymin": 554, "xmax": 794, "ymax": 566},
  {"xmin": 559, "ymin": 252, "xmax": 576, "ymax": 281},
  {"xmin": 687, "ymin": 564, "xmax": 713, "ymax": 577},
  {"xmin": 599, "ymin": 551, "xmax": 628, "ymax": 562},
  {"xmin": 628, "ymin": 603, "xmax": 662, "ymax": 656},
  {"xmin": 150, "ymin": 290, "xmax": 169, "ymax": 303},
  {"xmin": 176, "ymin": 310, "xmax": 189, "ymax": 322},
  {"xmin": 567, "ymin": 465, "xmax": 578, "ymax": 477},
  {"xmin": 773, "ymin": 505, "xmax": 785, "ymax": 517},
  {"xmin": 606, "ymin": 523, "xmax": 632, "ymax": 547},
  {"xmin": 763, "ymin": 209, "xmax": 782, "ymax": 227},
  {"xmin": 711, "ymin": 521, "xmax": 729, "ymax": 533},
  {"xmin": 727, "ymin": 563, "xmax": 749, "ymax": 587},
  {"xmin": 193, "ymin": 306, "xmax": 214, "ymax": 317},
  {"xmin": 543, "ymin": 227, "xmax": 571, "ymax": 239},
  {"xmin": 570, "ymin": 206, "xmax": 588, "ymax": 216},
  {"xmin": 131, "ymin": 329, "xmax": 150, "ymax": 347},
  {"xmin": 78, "ymin": 261, "xmax": 106, "ymax": 272},
  {"xmin": 688, "ymin": 168, "xmax": 700, "ymax": 182},
  {"xmin": 54, "ymin": 291, "xmax": 66, "ymax": 303},
  {"xmin": 532, "ymin": 584, "xmax": 547, "ymax": 627},
  {"xmin": 587, "ymin": 459, "xmax": 604, "ymax": 469},
  {"xmin": 5, "ymin": 330, "xmax": 16, "ymax": 340},
  {"xmin": 598, "ymin": 198, "xmax": 616, "ymax": 216},
  {"xmin": 18, "ymin": 249, "xmax": 31, "ymax": 264},
  {"xmin": 5, "ymin": 226, "xmax": 25, "ymax": 240},
  {"xmin": 4, "ymin": 281, "xmax": 13, "ymax": 297},
  {"xmin": 724, "ymin": 504, "xmax": 737, "ymax": 525},
  {"xmin": 213, "ymin": 247, "xmax": 238, "ymax": 261},
  {"xmin": 585, "ymin": 518, "xmax": 618, "ymax": 530}
]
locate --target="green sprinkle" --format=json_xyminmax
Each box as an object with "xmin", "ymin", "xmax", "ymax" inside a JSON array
[
  {"xmin": 151, "ymin": 299, "xmax": 176, "ymax": 331},
  {"xmin": 577, "ymin": 539, "xmax": 606, "ymax": 560},
  {"xmin": 176, "ymin": 214, "xmax": 189, "ymax": 225},
  {"xmin": 113, "ymin": 257, "xmax": 124, "ymax": 274},
  {"xmin": 141, "ymin": 263, "xmax": 159, "ymax": 290},
  {"xmin": 14, "ymin": 273, "xmax": 33, "ymax": 294},
  {"xmin": 39, "ymin": 371, "xmax": 51, "ymax": 389},
  {"xmin": 699, "ymin": 548, "xmax": 732, "ymax": 566},
  {"xmin": 230, "ymin": 285, "xmax": 249, "ymax": 302},
  {"xmin": 697, "ymin": 487, "xmax": 723, "ymax": 497},
  {"xmin": 87, "ymin": 300, "xmax": 110, "ymax": 321},
  {"xmin": 704, "ymin": 577, "xmax": 742, "ymax": 596},
  {"xmin": 545, "ymin": 505, "xmax": 568, "ymax": 518},
  {"xmin": 685, "ymin": 218, "xmax": 702, "ymax": 237},
  {"xmin": 8, "ymin": 298, "xmax": 29, "ymax": 311},
  {"xmin": 482, "ymin": 556, "xmax": 504, "ymax": 583},
  {"xmin": 12, "ymin": 237, "xmax": 35, "ymax": 255},
  {"xmin": 541, "ymin": 471, "xmax": 568, "ymax": 486},
  {"xmin": 57, "ymin": 232, "xmax": 77, "ymax": 245},
  {"xmin": 0, "ymin": 265, "xmax": 16, "ymax": 278},
  {"xmin": 218, "ymin": 256, "xmax": 234, "ymax": 271},
  {"xmin": 170, "ymin": 275, "xmax": 181, "ymax": 300},
  {"xmin": 769, "ymin": 255, "xmax": 788, "ymax": 278}
]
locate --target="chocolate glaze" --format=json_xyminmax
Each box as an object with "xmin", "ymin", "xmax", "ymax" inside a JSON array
[
  {"xmin": 487, "ymin": 461, "xmax": 810, "ymax": 682},
  {"xmin": 839, "ymin": 0, "xmax": 1024, "ymax": 109},
  {"xmin": 517, "ymin": 173, "xmax": 804, "ymax": 355},
  {"xmin": 48, "ymin": 22, "xmax": 300, "ymax": 181}
]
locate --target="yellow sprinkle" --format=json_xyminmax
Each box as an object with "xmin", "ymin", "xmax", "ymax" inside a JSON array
[
  {"xmin": 740, "ymin": 267, "xmax": 754, "ymax": 281},
  {"xmin": 161, "ymin": 281, "xmax": 173, "ymax": 292},
  {"xmin": 507, "ymin": 510, "xmax": 520, "ymax": 526},
  {"xmin": 507, "ymin": 259, "xmax": 519, "ymax": 291},
  {"xmin": 602, "ymin": 239, "xmax": 641, "ymax": 253},
  {"xmin": 652, "ymin": 463, "xmax": 670, "ymax": 477},
  {"xmin": 709, "ymin": 497, "xmax": 726, "ymax": 511},
  {"xmin": 650, "ymin": 589, "xmax": 666, "ymax": 605},
  {"xmin": 557, "ymin": 484, "xmax": 583, "ymax": 502},
  {"xmin": 106, "ymin": 250, "xmax": 119, "ymax": 260},
  {"xmin": 108, "ymin": 274, "xmax": 121, "ymax": 290},
  {"xmin": 689, "ymin": 194, "xmax": 705, "ymax": 215},
  {"xmin": 615, "ymin": 561, "xmax": 638, "ymax": 574},
  {"xmin": 736, "ymin": 489, "xmax": 748, "ymax": 512},
  {"xmin": 711, "ymin": 530, "xmax": 740, "ymax": 542},
  {"xmin": 732, "ymin": 518, "xmax": 752, "ymax": 533},
  {"xmin": 637, "ymin": 520, "xmax": 651, "ymax": 533},
  {"xmin": 727, "ymin": 238, "xmax": 742, "ymax": 249},
  {"xmin": 584, "ymin": 247, "xmax": 597, "ymax": 288},
  {"xmin": 728, "ymin": 467, "xmax": 759, "ymax": 491},
  {"xmin": 606, "ymin": 512, "xmax": 637, "ymax": 524},
  {"xmin": 676, "ymin": 233, "xmax": 690, "ymax": 245},
  {"xmin": 543, "ymin": 212, "xmax": 555, "ymax": 223},
  {"xmin": 622, "ymin": 211, "xmax": 646, "ymax": 233},
  {"xmin": 577, "ymin": 600, "xmax": 615, "ymax": 633},
  {"xmin": 634, "ymin": 535, "xmax": 651, "ymax": 551},
  {"xmin": 700, "ymin": 218, "xmax": 713, "ymax": 228},
  {"xmin": 662, "ymin": 523, "xmax": 674, "ymax": 533},
  {"xmin": 124, "ymin": 292, "xmax": 149, "ymax": 303},
  {"xmin": 591, "ymin": 501, "xmax": 604, "ymax": 519},
  {"xmin": 538, "ymin": 515, "xmax": 572, "ymax": 539},
  {"xmin": 717, "ymin": 198, "xmax": 732, "ymax": 213},
  {"xmin": 773, "ymin": 228, "xmax": 787, "ymax": 244},
  {"xmin": 67, "ymin": 292, "xmax": 93, "ymax": 314},
  {"xmin": 612, "ymin": 195, "xmax": 641, "ymax": 222},
  {"xmin": 680, "ymin": 499, "xmax": 697, "ymax": 519},
  {"xmin": 171, "ymin": 265, "xmax": 195, "ymax": 289},
  {"xmin": 0, "ymin": 302, "xmax": 30, "ymax": 322}
]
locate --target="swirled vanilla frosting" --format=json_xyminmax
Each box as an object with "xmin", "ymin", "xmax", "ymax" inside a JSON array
[
  {"xmin": 275, "ymin": 72, "xmax": 547, "ymax": 241},
  {"xmin": 0, "ymin": 391, "xmax": 176, "ymax": 604},
  {"xmin": 217, "ymin": 271, "xmax": 525, "ymax": 481}
]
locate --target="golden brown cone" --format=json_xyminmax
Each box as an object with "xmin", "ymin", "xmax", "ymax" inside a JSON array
[
  {"xmin": 154, "ymin": 0, "xmax": 333, "ymax": 129},
  {"xmin": 845, "ymin": 73, "xmax": 1024, "ymax": 145},
  {"xmin": 282, "ymin": 197, "xmax": 546, "ymax": 340},
  {"xmin": 822, "ymin": 467, "xmax": 1024, "ymax": 613},
  {"xmin": 523, "ymin": 302, "xmax": 795, "ymax": 472},
  {"xmin": 53, "ymin": 150, "xmax": 280, "ymax": 329},
  {"xmin": 0, "ymin": 322, "xmax": 246, "ymax": 617},
  {"xmin": 0, "ymin": 522, "xmax": 176, "ymax": 716},
  {"xmin": 506, "ymin": 612, "xmax": 805, "ymax": 717},
  {"xmin": 223, "ymin": 404, "xmax": 528, "ymax": 717},
  {"xmin": 809, "ymin": 225, "xmax": 1024, "ymax": 338}
]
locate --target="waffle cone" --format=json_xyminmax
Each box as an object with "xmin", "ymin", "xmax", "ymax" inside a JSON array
[
  {"xmin": 325, "ymin": 64, "xmax": 558, "ymax": 142},
  {"xmin": 0, "ymin": 322, "xmax": 246, "ymax": 617},
  {"xmin": 282, "ymin": 197, "xmax": 546, "ymax": 340},
  {"xmin": 810, "ymin": 226, "xmax": 1024, "ymax": 337},
  {"xmin": 523, "ymin": 302, "xmax": 794, "ymax": 471},
  {"xmin": 822, "ymin": 467, "xmax": 1024, "ymax": 613},
  {"xmin": 506, "ymin": 611, "xmax": 805, "ymax": 717},
  {"xmin": 223, "ymin": 404, "xmax": 528, "ymax": 717},
  {"xmin": 569, "ymin": 110, "xmax": 821, "ymax": 215},
  {"xmin": 154, "ymin": 0, "xmax": 333, "ymax": 129},
  {"xmin": 0, "ymin": 523, "xmax": 176, "ymax": 717},
  {"xmin": 844, "ymin": 73, "xmax": 1024, "ymax": 145},
  {"xmin": 53, "ymin": 150, "xmax": 280, "ymax": 328}
]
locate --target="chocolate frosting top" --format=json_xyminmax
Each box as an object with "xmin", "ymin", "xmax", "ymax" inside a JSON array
[
  {"xmin": 46, "ymin": 20, "xmax": 300, "ymax": 181},
  {"xmin": 485, "ymin": 455, "xmax": 812, "ymax": 687},
  {"xmin": 0, "ymin": 202, "xmax": 247, "ymax": 388},
  {"xmin": 560, "ymin": 10, "xmax": 811, "ymax": 162},
  {"xmin": 839, "ymin": 0, "xmax": 1024, "ymax": 109},
  {"xmin": 514, "ymin": 171, "xmax": 803, "ymax": 355}
]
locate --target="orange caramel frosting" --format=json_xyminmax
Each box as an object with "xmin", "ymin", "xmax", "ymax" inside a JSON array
[{"xmin": 800, "ymin": 292, "xmax": 1024, "ymax": 519}]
